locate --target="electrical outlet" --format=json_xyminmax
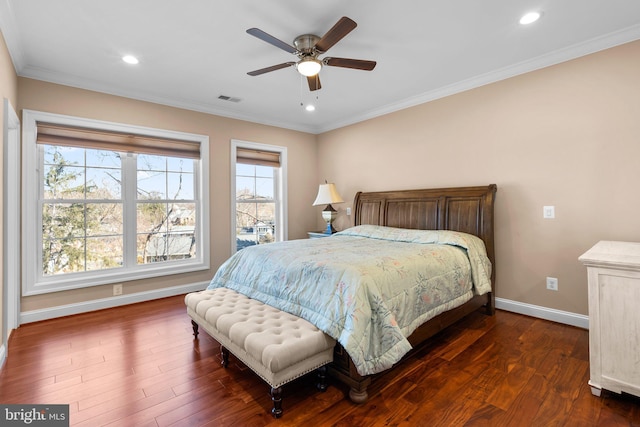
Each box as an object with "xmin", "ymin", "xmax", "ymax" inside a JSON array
[
  {"xmin": 543, "ymin": 206, "xmax": 555, "ymax": 219},
  {"xmin": 113, "ymin": 283, "xmax": 123, "ymax": 296},
  {"xmin": 546, "ymin": 277, "xmax": 558, "ymax": 291},
  {"xmin": 346, "ymin": 207, "xmax": 352, "ymax": 216}
]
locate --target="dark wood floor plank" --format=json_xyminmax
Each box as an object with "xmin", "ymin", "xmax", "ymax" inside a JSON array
[
  {"xmin": 394, "ymin": 365, "xmax": 476, "ymax": 425},
  {"xmin": 566, "ymin": 381, "xmax": 605, "ymax": 427},
  {"xmin": 495, "ymin": 372, "xmax": 551, "ymax": 425},
  {"xmin": 74, "ymin": 388, "xmax": 177, "ymax": 427},
  {"xmin": 463, "ymin": 403, "xmax": 508, "ymax": 426},
  {"xmin": 2, "ymin": 296, "xmax": 640, "ymax": 426},
  {"xmin": 485, "ymin": 362, "xmax": 536, "ymax": 411}
]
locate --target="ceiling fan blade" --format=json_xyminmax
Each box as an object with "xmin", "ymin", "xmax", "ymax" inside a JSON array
[
  {"xmin": 307, "ymin": 75, "xmax": 321, "ymax": 91},
  {"xmin": 314, "ymin": 17, "xmax": 357, "ymax": 53},
  {"xmin": 247, "ymin": 62, "xmax": 296, "ymax": 76},
  {"xmin": 246, "ymin": 28, "xmax": 298, "ymax": 54},
  {"xmin": 324, "ymin": 57, "xmax": 377, "ymax": 71}
]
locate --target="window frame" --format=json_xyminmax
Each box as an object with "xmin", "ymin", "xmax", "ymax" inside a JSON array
[
  {"xmin": 230, "ymin": 139, "xmax": 287, "ymax": 253},
  {"xmin": 22, "ymin": 110, "xmax": 210, "ymax": 296}
]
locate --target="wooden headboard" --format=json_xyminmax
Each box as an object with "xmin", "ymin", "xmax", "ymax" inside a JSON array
[{"xmin": 353, "ymin": 184, "xmax": 498, "ymax": 289}]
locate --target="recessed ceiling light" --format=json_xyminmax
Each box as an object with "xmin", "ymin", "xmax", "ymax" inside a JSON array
[
  {"xmin": 305, "ymin": 105, "xmax": 316, "ymax": 112},
  {"xmin": 520, "ymin": 11, "xmax": 541, "ymax": 25},
  {"xmin": 122, "ymin": 55, "xmax": 139, "ymax": 65}
]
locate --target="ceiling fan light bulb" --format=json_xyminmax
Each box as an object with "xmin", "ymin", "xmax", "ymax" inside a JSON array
[{"xmin": 297, "ymin": 58, "xmax": 322, "ymax": 77}]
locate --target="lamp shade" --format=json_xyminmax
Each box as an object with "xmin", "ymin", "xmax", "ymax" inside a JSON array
[{"xmin": 312, "ymin": 183, "xmax": 344, "ymax": 206}]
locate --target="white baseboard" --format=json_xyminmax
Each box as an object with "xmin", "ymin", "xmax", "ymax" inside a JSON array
[
  {"xmin": 495, "ymin": 297, "xmax": 589, "ymax": 329},
  {"xmin": 17, "ymin": 287, "xmax": 588, "ymax": 329},
  {"xmin": 20, "ymin": 281, "xmax": 209, "ymax": 324}
]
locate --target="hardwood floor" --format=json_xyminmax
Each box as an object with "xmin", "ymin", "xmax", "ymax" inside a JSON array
[{"xmin": 1, "ymin": 295, "xmax": 639, "ymax": 426}]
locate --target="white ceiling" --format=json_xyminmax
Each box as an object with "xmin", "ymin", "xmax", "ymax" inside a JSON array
[{"xmin": 1, "ymin": 0, "xmax": 640, "ymax": 134}]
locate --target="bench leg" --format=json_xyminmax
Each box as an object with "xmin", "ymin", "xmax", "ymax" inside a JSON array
[
  {"xmin": 220, "ymin": 346, "xmax": 229, "ymax": 368},
  {"xmin": 270, "ymin": 386, "xmax": 283, "ymax": 418},
  {"xmin": 316, "ymin": 365, "xmax": 328, "ymax": 391},
  {"xmin": 191, "ymin": 320, "xmax": 199, "ymax": 338}
]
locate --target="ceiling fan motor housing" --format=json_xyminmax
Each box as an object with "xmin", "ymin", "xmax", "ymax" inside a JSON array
[{"xmin": 294, "ymin": 34, "xmax": 321, "ymax": 55}]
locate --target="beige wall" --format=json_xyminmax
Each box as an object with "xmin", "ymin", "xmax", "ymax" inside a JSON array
[
  {"xmin": 5, "ymin": 36, "xmax": 640, "ymax": 319},
  {"xmin": 1, "ymin": 30, "xmax": 18, "ymax": 344},
  {"xmin": 17, "ymin": 78, "xmax": 319, "ymax": 312},
  {"xmin": 318, "ymin": 40, "xmax": 640, "ymax": 316}
]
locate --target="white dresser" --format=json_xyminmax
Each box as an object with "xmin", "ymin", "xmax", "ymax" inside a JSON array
[{"xmin": 579, "ymin": 241, "xmax": 640, "ymax": 398}]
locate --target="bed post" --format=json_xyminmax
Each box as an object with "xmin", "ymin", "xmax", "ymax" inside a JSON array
[{"xmin": 482, "ymin": 184, "xmax": 497, "ymax": 316}]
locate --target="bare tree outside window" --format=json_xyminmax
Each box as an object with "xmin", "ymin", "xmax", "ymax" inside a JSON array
[
  {"xmin": 136, "ymin": 154, "xmax": 196, "ymax": 264},
  {"xmin": 42, "ymin": 146, "xmax": 122, "ymax": 275},
  {"xmin": 41, "ymin": 146, "xmax": 197, "ymax": 276}
]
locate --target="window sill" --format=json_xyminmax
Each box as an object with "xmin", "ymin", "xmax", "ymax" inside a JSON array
[{"xmin": 23, "ymin": 260, "xmax": 210, "ymax": 296}]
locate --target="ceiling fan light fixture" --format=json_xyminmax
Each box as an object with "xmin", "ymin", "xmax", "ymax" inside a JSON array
[{"xmin": 297, "ymin": 57, "xmax": 322, "ymax": 77}]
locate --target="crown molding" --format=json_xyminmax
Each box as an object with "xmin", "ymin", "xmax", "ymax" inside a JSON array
[
  {"xmin": 316, "ymin": 23, "xmax": 640, "ymax": 134},
  {"xmin": 18, "ymin": 63, "xmax": 319, "ymax": 134}
]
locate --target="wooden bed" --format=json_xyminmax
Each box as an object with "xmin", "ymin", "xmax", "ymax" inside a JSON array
[{"xmin": 328, "ymin": 184, "xmax": 497, "ymax": 403}]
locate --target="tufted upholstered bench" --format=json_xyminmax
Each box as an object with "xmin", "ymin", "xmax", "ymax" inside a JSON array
[{"xmin": 185, "ymin": 288, "xmax": 336, "ymax": 418}]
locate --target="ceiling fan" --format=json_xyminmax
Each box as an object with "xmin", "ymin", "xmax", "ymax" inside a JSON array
[{"xmin": 246, "ymin": 16, "xmax": 377, "ymax": 91}]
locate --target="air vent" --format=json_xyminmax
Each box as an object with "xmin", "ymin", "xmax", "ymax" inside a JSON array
[{"xmin": 218, "ymin": 95, "xmax": 241, "ymax": 103}]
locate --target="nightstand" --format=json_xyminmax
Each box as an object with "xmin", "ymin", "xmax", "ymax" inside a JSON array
[{"xmin": 307, "ymin": 231, "xmax": 334, "ymax": 239}]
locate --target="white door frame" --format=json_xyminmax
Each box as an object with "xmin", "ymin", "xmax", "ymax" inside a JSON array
[{"xmin": 3, "ymin": 98, "xmax": 20, "ymax": 345}]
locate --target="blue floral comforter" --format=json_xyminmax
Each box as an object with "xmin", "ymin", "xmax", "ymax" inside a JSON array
[{"xmin": 207, "ymin": 225, "xmax": 492, "ymax": 376}]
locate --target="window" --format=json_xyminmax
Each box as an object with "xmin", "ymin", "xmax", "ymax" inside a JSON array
[
  {"xmin": 22, "ymin": 110, "xmax": 210, "ymax": 295},
  {"xmin": 41, "ymin": 145, "xmax": 124, "ymax": 275},
  {"xmin": 231, "ymin": 140, "xmax": 287, "ymax": 252},
  {"xmin": 137, "ymin": 154, "xmax": 196, "ymax": 264}
]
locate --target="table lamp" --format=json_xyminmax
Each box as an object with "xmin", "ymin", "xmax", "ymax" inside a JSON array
[{"xmin": 312, "ymin": 182, "xmax": 344, "ymax": 234}]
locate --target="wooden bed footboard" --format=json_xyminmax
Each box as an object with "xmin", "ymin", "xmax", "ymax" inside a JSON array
[{"xmin": 329, "ymin": 184, "xmax": 497, "ymax": 402}]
